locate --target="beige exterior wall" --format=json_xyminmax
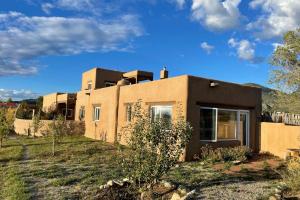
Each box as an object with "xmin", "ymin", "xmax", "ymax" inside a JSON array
[
  {"xmin": 14, "ymin": 118, "xmax": 52, "ymax": 136},
  {"xmin": 185, "ymin": 76, "xmax": 262, "ymax": 160},
  {"xmin": 43, "ymin": 93, "xmax": 59, "ymax": 111},
  {"xmin": 81, "ymin": 68, "xmax": 123, "ymax": 91},
  {"xmin": 117, "ymin": 76, "xmax": 189, "ymax": 144},
  {"xmin": 261, "ymin": 122, "xmax": 300, "ymax": 159},
  {"xmin": 84, "ymin": 86, "xmax": 119, "ymax": 142}
]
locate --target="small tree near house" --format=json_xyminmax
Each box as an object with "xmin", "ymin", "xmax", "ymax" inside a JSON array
[
  {"xmin": 48, "ymin": 115, "xmax": 67, "ymax": 156},
  {"xmin": 31, "ymin": 111, "xmax": 43, "ymax": 137},
  {"xmin": 0, "ymin": 109, "xmax": 9, "ymax": 148},
  {"xmin": 118, "ymin": 101, "xmax": 193, "ymax": 191}
]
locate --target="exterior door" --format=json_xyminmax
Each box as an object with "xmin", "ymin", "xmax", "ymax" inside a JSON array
[{"xmin": 240, "ymin": 111, "xmax": 250, "ymax": 147}]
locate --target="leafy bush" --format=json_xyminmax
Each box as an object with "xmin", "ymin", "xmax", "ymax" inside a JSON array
[
  {"xmin": 282, "ymin": 158, "xmax": 300, "ymax": 193},
  {"xmin": 199, "ymin": 145, "xmax": 252, "ymax": 163},
  {"xmin": 118, "ymin": 101, "xmax": 193, "ymax": 190},
  {"xmin": 16, "ymin": 102, "xmax": 33, "ymax": 119}
]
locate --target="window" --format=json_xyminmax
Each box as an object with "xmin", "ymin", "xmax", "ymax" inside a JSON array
[
  {"xmin": 67, "ymin": 109, "xmax": 73, "ymax": 118},
  {"xmin": 151, "ymin": 105, "xmax": 172, "ymax": 122},
  {"xmin": 126, "ymin": 104, "xmax": 132, "ymax": 122},
  {"xmin": 93, "ymin": 106, "xmax": 101, "ymax": 121},
  {"xmin": 87, "ymin": 81, "xmax": 92, "ymax": 90},
  {"xmin": 105, "ymin": 81, "xmax": 116, "ymax": 87},
  {"xmin": 79, "ymin": 106, "xmax": 85, "ymax": 120},
  {"xmin": 217, "ymin": 110, "xmax": 237, "ymax": 140},
  {"xmin": 200, "ymin": 107, "xmax": 249, "ymax": 142},
  {"xmin": 200, "ymin": 108, "xmax": 217, "ymax": 141}
]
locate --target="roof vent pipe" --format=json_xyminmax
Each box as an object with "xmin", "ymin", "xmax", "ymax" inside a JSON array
[{"xmin": 160, "ymin": 67, "xmax": 168, "ymax": 79}]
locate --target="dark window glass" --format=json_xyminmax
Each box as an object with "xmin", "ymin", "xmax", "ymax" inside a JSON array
[{"xmin": 200, "ymin": 108, "xmax": 216, "ymax": 140}]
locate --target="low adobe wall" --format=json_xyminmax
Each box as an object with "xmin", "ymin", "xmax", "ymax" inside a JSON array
[
  {"xmin": 261, "ymin": 122, "xmax": 300, "ymax": 159},
  {"xmin": 14, "ymin": 118, "xmax": 52, "ymax": 136}
]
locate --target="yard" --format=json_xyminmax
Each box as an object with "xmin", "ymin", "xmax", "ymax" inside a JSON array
[{"xmin": 0, "ymin": 135, "xmax": 287, "ymax": 200}]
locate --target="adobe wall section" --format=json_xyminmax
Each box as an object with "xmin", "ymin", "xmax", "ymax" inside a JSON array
[
  {"xmin": 261, "ymin": 122, "xmax": 300, "ymax": 159},
  {"xmin": 14, "ymin": 118, "xmax": 52, "ymax": 136}
]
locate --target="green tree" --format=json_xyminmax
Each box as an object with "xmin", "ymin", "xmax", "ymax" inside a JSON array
[
  {"xmin": 119, "ymin": 101, "xmax": 193, "ymax": 191},
  {"xmin": 6, "ymin": 98, "xmax": 12, "ymax": 103},
  {"xmin": 31, "ymin": 112, "xmax": 43, "ymax": 138},
  {"xmin": 270, "ymin": 28, "xmax": 300, "ymax": 113},
  {"xmin": 0, "ymin": 109, "xmax": 9, "ymax": 148},
  {"xmin": 36, "ymin": 96, "xmax": 43, "ymax": 112},
  {"xmin": 48, "ymin": 115, "xmax": 67, "ymax": 156}
]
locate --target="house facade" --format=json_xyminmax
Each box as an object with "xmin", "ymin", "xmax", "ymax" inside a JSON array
[{"xmin": 43, "ymin": 67, "xmax": 262, "ymax": 161}]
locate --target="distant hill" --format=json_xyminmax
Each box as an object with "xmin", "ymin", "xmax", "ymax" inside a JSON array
[{"xmin": 243, "ymin": 83, "xmax": 276, "ymax": 112}]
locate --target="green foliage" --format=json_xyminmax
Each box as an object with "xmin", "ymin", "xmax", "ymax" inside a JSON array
[
  {"xmin": 48, "ymin": 115, "xmax": 67, "ymax": 156},
  {"xmin": 270, "ymin": 28, "xmax": 300, "ymax": 113},
  {"xmin": 282, "ymin": 158, "xmax": 300, "ymax": 194},
  {"xmin": 199, "ymin": 145, "xmax": 252, "ymax": 163},
  {"xmin": 16, "ymin": 102, "xmax": 32, "ymax": 119},
  {"xmin": 119, "ymin": 101, "xmax": 193, "ymax": 189},
  {"xmin": 31, "ymin": 112, "xmax": 43, "ymax": 137},
  {"xmin": 0, "ymin": 109, "xmax": 9, "ymax": 148}
]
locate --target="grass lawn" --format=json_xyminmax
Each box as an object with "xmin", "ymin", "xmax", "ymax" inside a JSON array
[{"xmin": 0, "ymin": 135, "xmax": 285, "ymax": 200}]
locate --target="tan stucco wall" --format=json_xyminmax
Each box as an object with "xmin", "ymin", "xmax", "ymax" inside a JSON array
[
  {"xmin": 81, "ymin": 68, "xmax": 123, "ymax": 91},
  {"xmin": 84, "ymin": 86, "xmax": 119, "ymax": 142},
  {"xmin": 43, "ymin": 93, "xmax": 59, "ymax": 111},
  {"xmin": 75, "ymin": 91, "xmax": 89, "ymax": 121},
  {"xmin": 185, "ymin": 76, "xmax": 262, "ymax": 160},
  {"xmin": 14, "ymin": 118, "xmax": 52, "ymax": 136},
  {"xmin": 261, "ymin": 122, "xmax": 300, "ymax": 159},
  {"xmin": 117, "ymin": 76, "xmax": 189, "ymax": 144}
]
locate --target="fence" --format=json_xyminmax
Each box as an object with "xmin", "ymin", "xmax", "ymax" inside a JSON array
[
  {"xmin": 261, "ymin": 122, "xmax": 300, "ymax": 159},
  {"xmin": 14, "ymin": 118, "xmax": 85, "ymax": 137},
  {"xmin": 262, "ymin": 112, "xmax": 300, "ymax": 126}
]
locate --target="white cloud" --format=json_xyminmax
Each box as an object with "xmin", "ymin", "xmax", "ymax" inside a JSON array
[
  {"xmin": 41, "ymin": 0, "xmax": 118, "ymax": 15},
  {"xmin": 41, "ymin": 3, "xmax": 54, "ymax": 14},
  {"xmin": 0, "ymin": 12, "xmax": 143, "ymax": 76},
  {"xmin": 200, "ymin": 42, "xmax": 214, "ymax": 54},
  {"xmin": 228, "ymin": 38, "xmax": 263, "ymax": 63},
  {"xmin": 247, "ymin": 0, "xmax": 300, "ymax": 39},
  {"xmin": 0, "ymin": 89, "xmax": 39, "ymax": 100},
  {"xmin": 169, "ymin": 0, "xmax": 186, "ymax": 9},
  {"xmin": 191, "ymin": 0, "xmax": 242, "ymax": 31}
]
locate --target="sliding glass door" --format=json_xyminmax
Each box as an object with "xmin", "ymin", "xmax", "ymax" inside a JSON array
[
  {"xmin": 200, "ymin": 107, "xmax": 250, "ymax": 147},
  {"xmin": 239, "ymin": 111, "xmax": 250, "ymax": 146}
]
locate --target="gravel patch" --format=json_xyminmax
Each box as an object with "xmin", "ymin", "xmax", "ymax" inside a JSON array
[{"xmin": 194, "ymin": 180, "xmax": 276, "ymax": 200}]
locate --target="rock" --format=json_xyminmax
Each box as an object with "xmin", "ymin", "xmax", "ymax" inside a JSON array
[
  {"xmin": 113, "ymin": 180, "xmax": 124, "ymax": 186},
  {"xmin": 181, "ymin": 189, "xmax": 196, "ymax": 200},
  {"xmin": 99, "ymin": 184, "xmax": 107, "ymax": 190},
  {"xmin": 177, "ymin": 185, "xmax": 188, "ymax": 195},
  {"xmin": 269, "ymin": 196, "xmax": 278, "ymax": 200},
  {"xmin": 161, "ymin": 180, "xmax": 173, "ymax": 188},
  {"xmin": 107, "ymin": 180, "xmax": 113, "ymax": 187},
  {"xmin": 171, "ymin": 192, "xmax": 181, "ymax": 200},
  {"xmin": 274, "ymin": 188, "xmax": 282, "ymax": 194},
  {"xmin": 232, "ymin": 160, "xmax": 242, "ymax": 165}
]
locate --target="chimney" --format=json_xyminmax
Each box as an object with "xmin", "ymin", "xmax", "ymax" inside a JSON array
[{"xmin": 160, "ymin": 67, "xmax": 168, "ymax": 79}]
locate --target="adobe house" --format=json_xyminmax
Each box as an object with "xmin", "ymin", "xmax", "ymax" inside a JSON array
[{"xmin": 43, "ymin": 67, "xmax": 262, "ymax": 161}]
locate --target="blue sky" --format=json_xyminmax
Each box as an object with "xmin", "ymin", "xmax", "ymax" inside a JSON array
[{"xmin": 0, "ymin": 0, "xmax": 299, "ymax": 100}]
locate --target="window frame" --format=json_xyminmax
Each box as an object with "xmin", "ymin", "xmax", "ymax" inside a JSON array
[
  {"xmin": 126, "ymin": 104, "xmax": 132, "ymax": 122},
  {"xmin": 79, "ymin": 106, "xmax": 85, "ymax": 120},
  {"xmin": 150, "ymin": 105, "xmax": 173, "ymax": 122},
  {"xmin": 200, "ymin": 107, "xmax": 249, "ymax": 142},
  {"xmin": 87, "ymin": 81, "xmax": 92, "ymax": 90},
  {"xmin": 93, "ymin": 106, "xmax": 101, "ymax": 121}
]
